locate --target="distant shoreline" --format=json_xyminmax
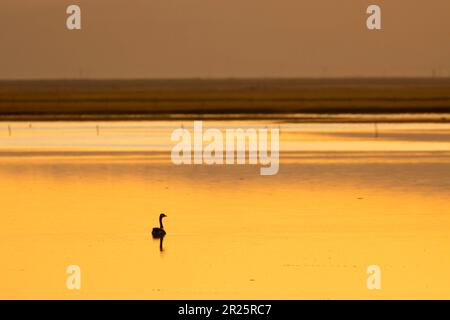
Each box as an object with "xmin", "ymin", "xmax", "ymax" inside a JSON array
[
  {"xmin": 1, "ymin": 78, "xmax": 450, "ymax": 120},
  {"xmin": 0, "ymin": 113, "xmax": 448, "ymax": 123}
]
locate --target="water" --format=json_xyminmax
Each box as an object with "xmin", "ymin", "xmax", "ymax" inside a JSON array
[{"xmin": 0, "ymin": 119, "xmax": 449, "ymax": 299}]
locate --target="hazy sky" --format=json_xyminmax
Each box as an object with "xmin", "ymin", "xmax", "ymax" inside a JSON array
[{"xmin": 1, "ymin": 0, "xmax": 449, "ymax": 79}]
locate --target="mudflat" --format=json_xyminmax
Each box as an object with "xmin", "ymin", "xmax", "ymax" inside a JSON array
[{"xmin": 0, "ymin": 78, "xmax": 450, "ymax": 119}]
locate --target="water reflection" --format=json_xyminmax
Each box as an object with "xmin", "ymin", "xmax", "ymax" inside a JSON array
[
  {"xmin": 0, "ymin": 120, "xmax": 449, "ymax": 299},
  {"xmin": 156, "ymin": 236, "xmax": 165, "ymax": 252}
]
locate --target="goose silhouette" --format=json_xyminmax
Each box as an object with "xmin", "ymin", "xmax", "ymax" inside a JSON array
[{"xmin": 152, "ymin": 213, "xmax": 167, "ymax": 238}]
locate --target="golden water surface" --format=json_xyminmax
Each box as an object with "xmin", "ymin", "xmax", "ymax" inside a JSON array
[{"xmin": 0, "ymin": 120, "xmax": 449, "ymax": 299}]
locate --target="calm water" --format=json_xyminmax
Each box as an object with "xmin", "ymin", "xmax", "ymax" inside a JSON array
[{"xmin": 0, "ymin": 119, "xmax": 449, "ymax": 299}]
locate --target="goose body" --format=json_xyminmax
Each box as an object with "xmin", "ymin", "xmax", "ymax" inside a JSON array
[
  {"xmin": 152, "ymin": 227, "xmax": 166, "ymax": 238},
  {"xmin": 152, "ymin": 213, "xmax": 167, "ymax": 238}
]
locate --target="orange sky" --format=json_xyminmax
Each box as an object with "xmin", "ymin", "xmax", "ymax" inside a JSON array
[{"xmin": 0, "ymin": 0, "xmax": 449, "ymax": 79}]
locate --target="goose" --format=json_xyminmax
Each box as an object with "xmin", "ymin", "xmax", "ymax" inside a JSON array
[{"xmin": 152, "ymin": 213, "xmax": 167, "ymax": 238}]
